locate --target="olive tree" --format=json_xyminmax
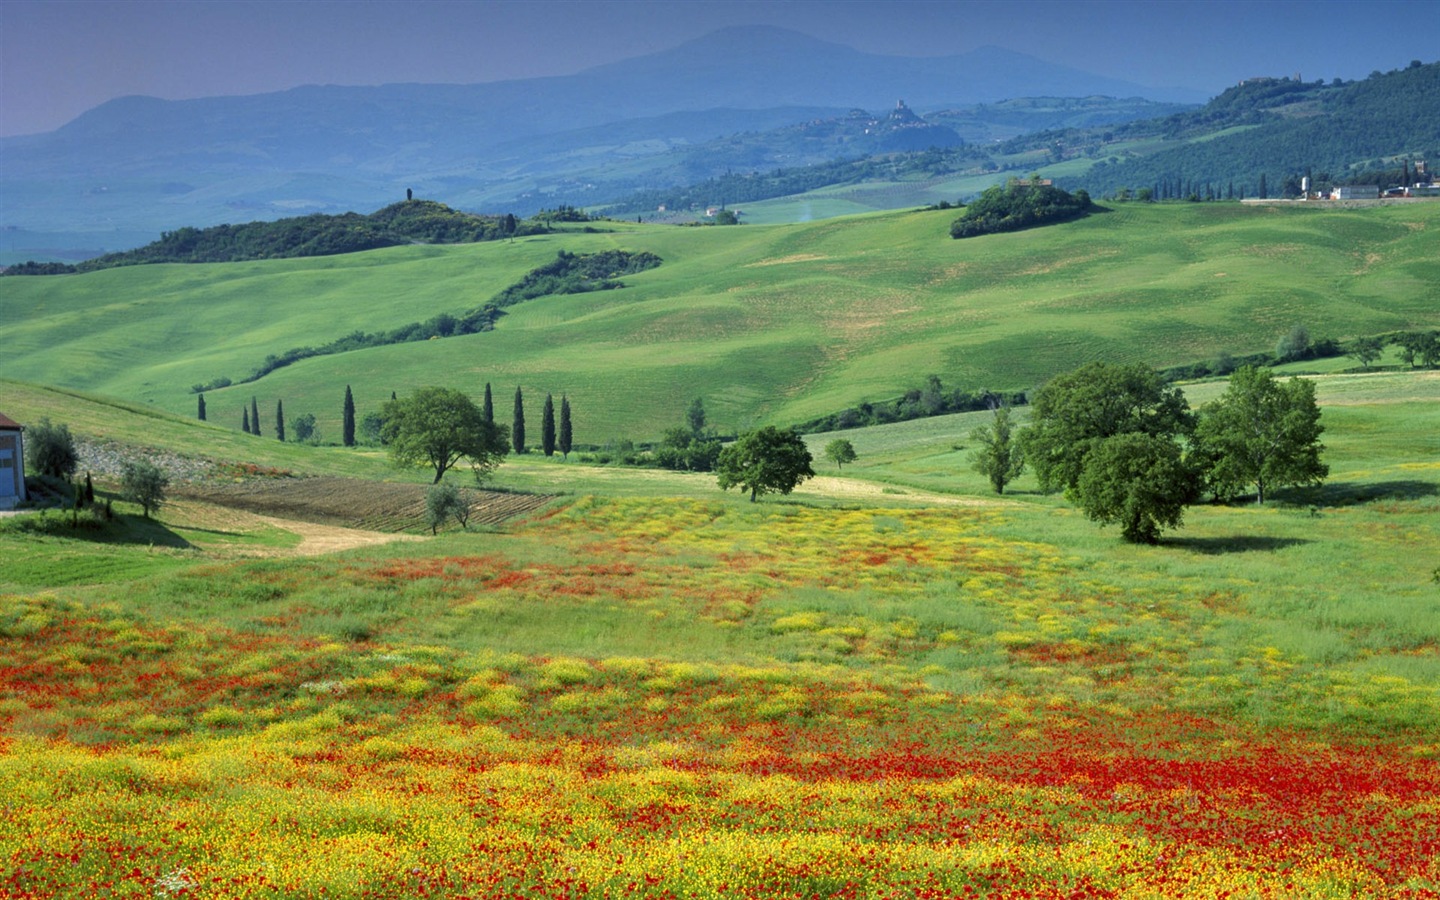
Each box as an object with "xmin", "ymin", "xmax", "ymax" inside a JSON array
[
  {"xmin": 121, "ymin": 460, "xmax": 169, "ymax": 519},
  {"xmin": 27, "ymin": 418, "xmax": 78, "ymax": 479}
]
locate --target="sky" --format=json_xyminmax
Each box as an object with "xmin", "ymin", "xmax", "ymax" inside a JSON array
[{"xmin": 2, "ymin": 0, "xmax": 1435, "ymax": 138}]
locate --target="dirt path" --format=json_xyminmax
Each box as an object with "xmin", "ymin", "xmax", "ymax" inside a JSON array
[
  {"xmin": 797, "ymin": 476, "xmax": 1012, "ymax": 507},
  {"xmin": 252, "ymin": 515, "xmax": 424, "ymax": 556}
]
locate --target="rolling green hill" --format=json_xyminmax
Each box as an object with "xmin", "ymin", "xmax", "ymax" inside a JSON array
[{"xmin": 3, "ymin": 202, "xmax": 1437, "ymax": 444}]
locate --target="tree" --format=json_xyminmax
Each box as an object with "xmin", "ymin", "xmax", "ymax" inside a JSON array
[
  {"xmin": 198, "ymin": 393, "xmax": 207, "ymax": 421},
  {"xmin": 293, "ymin": 413, "xmax": 317, "ymax": 443},
  {"xmin": 250, "ymin": 397, "xmax": 261, "ymax": 436},
  {"xmin": 969, "ymin": 406, "xmax": 1025, "ymax": 494},
  {"xmin": 559, "ymin": 395, "xmax": 573, "ymax": 460},
  {"xmin": 823, "ymin": 438, "xmax": 858, "ymax": 471},
  {"xmin": 1347, "ymin": 336, "xmax": 1383, "ymax": 369},
  {"xmin": 342, "ymin": 385, "xmax": 356, "ymax": 446},
  {"xmin": 381, "ymin": 387, "xmax": 508, "ymax": 484},
  {"xmin": 1020, "ymin": 362, "xmax": 1192, "ymax": 496},
  {"xmin": 424, "ymin": 482, "xmax": 472, "ymax": 534},
  {"xmin": 1194, "ymin": 366, "xmax": 1327, "ymax": 505},
  {"xmin": 716, "ymin": 426, "xmax": 815, "ymax": 502},
  {"xmin": 29, "ymin": 418, "xmax": 78, "ymax": 479},
  {"xmin": 275, "ymin": 400, "xmax": 286, "ymax": 442},
  {"xmin": 541, "ymin": 393, "xmax": 556, "ymax": 457},
  {"xmin": 687, "ymin": 397, "xmax": 707, "ymax": 436},
  {"xmin": 121, "ymin": 459, "xmax": 169, "ymax": 519},
  {"xmin": 360, "ymin": 412, "xmax": 385, "ymax": 445},
  {"xmin": 1073, "ymin": 432, "xmax": 1199, "ymax": 544},
  {"xmin": 482, "ymin": 383, "xmax": 494, "ymax": 423},
  {"xmin": 1276, "ymin": 326, "xmax": 1311, "ymax": 362},
  {"xmin": 512, "ymin": 387, "xmax": 526, "ymax": 454}
]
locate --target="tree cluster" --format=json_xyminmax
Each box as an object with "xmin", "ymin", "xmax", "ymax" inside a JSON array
[
  {"xmin": 949, "ymin": 180, "xmax": 1094, "ymax": 239},
  {"xmin": 1019, "ymin": 362, "xmax": 1326, "ymax": 543},
  {"xmin": 795, "ymin": 376, "xmax": 1026, "ymax": 434}
]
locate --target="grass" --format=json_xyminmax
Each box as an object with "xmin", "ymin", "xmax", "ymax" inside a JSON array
[
  {"xmin": 4, "ymin": 202, "xmax": 1437, "ymax": 443},
  {"xmin": 1, "ymin": 369, "xmax": 1438, "ymax": 896}
]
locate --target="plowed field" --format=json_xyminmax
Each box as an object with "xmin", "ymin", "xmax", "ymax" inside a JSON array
[{"xmin": 178, "ymin": 476, "xmax": 553, "ymax": 532}]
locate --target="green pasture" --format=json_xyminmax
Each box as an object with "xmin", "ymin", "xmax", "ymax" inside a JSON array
[
  {"xmin": 3, "ymin": 202, "xmax": 1437, "ymax": 446},
  {"xmin": 2, "ymin": 369, "xmax": 1436, "ymax": 736}
]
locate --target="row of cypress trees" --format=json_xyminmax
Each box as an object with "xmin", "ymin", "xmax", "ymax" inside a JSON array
[{"xmin": 197, "ymin": 383, "xmax": 574, "ymax": 457}]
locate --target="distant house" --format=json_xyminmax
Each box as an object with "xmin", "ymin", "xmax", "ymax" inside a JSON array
[
  {"xmin": 1331, "ymin": 185, "xmax": 1379, "ymax": 200},
  {"xmin": 0, "ymin": 412, "xmax": 26, "ymax": 508}
]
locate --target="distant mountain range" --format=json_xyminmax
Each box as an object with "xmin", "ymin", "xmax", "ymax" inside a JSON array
[{"xmin": 0, "ymin": 25, "xmax": 1202, "ymax": 259}]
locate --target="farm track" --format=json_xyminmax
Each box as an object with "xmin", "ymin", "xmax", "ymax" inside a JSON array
[{"xmin": 176, "ymin": 476, "xmax": 555, "ymax": 532}]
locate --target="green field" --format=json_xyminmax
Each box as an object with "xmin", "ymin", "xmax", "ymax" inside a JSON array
[{"xmin": 4, "ymin": 202, "xmax": 1437, "ymax": 444}]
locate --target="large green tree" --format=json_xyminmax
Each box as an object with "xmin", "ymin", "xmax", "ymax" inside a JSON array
[
  {"xmin": 716, "ymin": 426, "xmax": 815, "ymax": 502},
  {"xmin": 1194, "ymin": 366, "xmax": 1327, "ymax": 504},
  {"xmin": 1074, "ymin": 432, "xmax": 1199, "ymax": 544},
  {"xmin": 969, "ymin": 406, "xmax": 1025, "ymax": 494},
  {"xmin": 1021, "ymin": 361, "xmax": 1192, "ymax": 495},
  {"xmin": 381, "ymin": 387, "xmax": 508, "ymax": 484}
]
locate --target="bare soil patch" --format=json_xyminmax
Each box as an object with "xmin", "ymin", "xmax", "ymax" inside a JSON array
[{"xmin": 177, "ymin": 476, "xmax": 554, "ymax": 532}]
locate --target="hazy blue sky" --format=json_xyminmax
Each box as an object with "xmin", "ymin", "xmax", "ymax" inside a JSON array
[{"xmin": 2, "ymin": 0, "xmax": 1434, "ymax": 137}]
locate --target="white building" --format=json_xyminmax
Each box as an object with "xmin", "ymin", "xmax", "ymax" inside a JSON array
[
  {"xmin": 1330, "ymin": 185, "xmax": 1379, "ymax": 200},
  {"xmin": 0, "ymin": 412, "xmax": 27, "ymax": 508}
]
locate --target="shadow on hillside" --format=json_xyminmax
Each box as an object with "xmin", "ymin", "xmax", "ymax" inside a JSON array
[
  {"xmin": 1310, "ymin": 480, "xmax": 1439, "ymax": 507},
  {"xmin": 1165, "ymin": 535, "xmax": 1311, "ymax": 555},
  {"xmin": 3, "ymin": 506, "xmax": 195, "ymax": 550}
]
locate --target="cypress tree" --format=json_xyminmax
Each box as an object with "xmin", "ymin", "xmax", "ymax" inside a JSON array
[
  {"xmin": 342, "ymin": 385, "xmax": 356, "ymax": 447},
  {"xmin": 84, "ymin": 472, "xmax": 95, "ymax": 504},
  {"xmin": 251, "ymin": 397, "xmax": 261, "ymax": 436},
  {"xmin": 276, "ymin": 400, "xmax": 286, "ymax": 442},
  {"xmin": 1259, "ymin": 173, "xmax": 1268, "ymax": 199},
  {"xmin": 512, "ymin": 387, "xmax": 526, "ymax": 454},
  {"xmin": 559, "ymin": 395, "xmax": 572, "ymax": 460},
  {"xmin": 483, "ymin": 383, "xmax": 494, "ymax": 423},
  {"xmin": 541, "ymin": 393, "xmax": 556, "ymax": 457},
  {"xmin": 243, "ymin": 407, "xmax": 250, "ymax": 434},
  {"xmin": 198, "ymin": 393, "xmax": 207, "ymax": 421}
]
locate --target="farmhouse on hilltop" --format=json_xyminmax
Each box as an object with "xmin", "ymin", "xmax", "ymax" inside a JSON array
[{"xmin": 0, "ymin": 412, "xmax": 27, "ymax": 508}]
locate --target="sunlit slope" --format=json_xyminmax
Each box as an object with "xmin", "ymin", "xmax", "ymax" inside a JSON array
[{"xmin": 3, "ymin": 203, "xmax": 1437, "ymax": 441}]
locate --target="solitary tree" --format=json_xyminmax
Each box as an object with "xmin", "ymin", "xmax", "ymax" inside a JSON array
[
  {"xmin": 512, "ymin": 387, "xmax": 526, "ymax": 454},
  {"xmin": 969, "ymin": 406, "xmax": 1025, "ymax": 494},
  {"xmin": 1194, "ymin": 366, "xmax": 1327, "ymax": 504},
  {"xmin": 275, "ymin": 400, "xmax": 286, "ymax": 442},
  {"xmin": 198, "ymin": 393, "xmax": 207, "ymax": 421},
  {"xmin": 1073, "ymin": 432, "xmax": 1199, "ymax": 544},
  {"xmin": 559, "ymin": 395, "xmax": 573, "ymax": 460},
  {"xmin": 121, "ymin": 460, "xmax": 169, "ymax": 519},
  {"xmin": 342, "ymin": 385, "xmax": 356, "ymax": 447},
  {"xmin": 28, "ymin": 418, "xmax": 78, "ymax": 479},
  {"xmin": 483, "ymin": 383, "xmax": 494, "ymax": 423},
  {"xmin": 381, "ymin": 387, "xmax": 508, "ymax": 484},
  {"xmin": 424, "ymin": 482, "xmax": 472, "ymax": 534},
  {"xmin": 541, "ymin": 393, "xmax": 557, "ymax": 457},
  {"xmin": 716, "ymin": 426, "xmax": 815, "ymax": 502},
  {"xmin": 251, "ymin": 397, "xmax": 261, "ymax": 436},
  {"xmin": 823, "ymin": 438, "xmax": 858, "ymax": 471}
]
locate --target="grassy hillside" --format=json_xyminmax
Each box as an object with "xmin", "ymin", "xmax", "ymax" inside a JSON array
[{"xmin": 3, "ymin": 202, "xmax": 1438, "ymax": 442}]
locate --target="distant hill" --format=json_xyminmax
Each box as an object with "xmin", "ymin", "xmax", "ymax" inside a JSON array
[
  {"xmin": 3, "ymin": 201, "xmax": 543, "ymax": 273},
  {"xmin": 0, "ymin": 25, "xmax": 1195, "ymax": 257}
]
